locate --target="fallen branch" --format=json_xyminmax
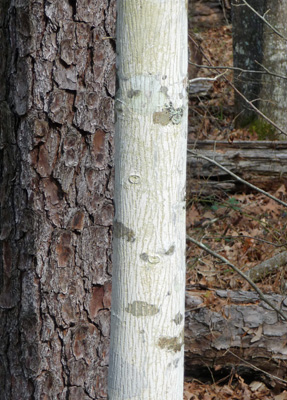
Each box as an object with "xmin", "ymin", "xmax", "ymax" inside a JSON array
[{"xmin": 246, "ymin": 251, "xmax": 287, "ymax": 283}]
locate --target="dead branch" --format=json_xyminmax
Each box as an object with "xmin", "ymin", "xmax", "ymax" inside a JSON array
[
  {"xmin": 186, "ymin": 235, "xmax": 287, "ymax": 321},
  {"xmin": 246, "ymin": 251, "xmax": 287, "ymax": 283}
]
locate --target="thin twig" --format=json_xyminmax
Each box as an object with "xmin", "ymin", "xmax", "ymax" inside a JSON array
[
  {"xmin": 254, "ymin": 60, "xmax": 287, "ymax": 80},
  {"xmin": 189, "ymin": 71, "xmax": 226, "ymax": 84},
  {"xmin": 241, "ymin": 0, "xmax": 287, "ymax": 41},
  {"xmin": 186, "ymin": 235, "xmax": 287, "ymax": 321},
  {"xmin": 203, "ymin": 235, "xmax": 286, "ymax": 247},
  {"xmin": 226, "ymin": 350, "xmax": 287, "ymax": 385},
  {"xmin": 189, "ymin": 61, "xmax": 287, "ymax": 81},
  {"xmin": 188, "ymin": 36, "xmax": 287, "ymax": 137},
  {"xmin": 188, "ymin": 149, "xmax": 287, "ymax": 208}
]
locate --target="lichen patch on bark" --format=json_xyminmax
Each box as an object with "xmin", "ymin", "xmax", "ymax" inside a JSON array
[
  {"xmin": 157, "ymin": 330, "xmax": 184, "ymax": 352},
  {"xmin": 114, "ymin": 220, "xmax": 136, "ymax": 242},
  {"xmin": 165, "ymin": 245, "xmax": 175, "ymax": 255},
  {"xmin": 127, "ymin": 89, "xmax": 141, "ymax": 98},
  {"xmin": 153, "ymin": 110, "xmax": 170, "ymax": 126},
  {"xmin": 173, "ymin": 312, "xmax": 183, "ymax": 325},
  {"xmin": 125, "ymin": 301, "xmax": 159, "ymax": 317}
]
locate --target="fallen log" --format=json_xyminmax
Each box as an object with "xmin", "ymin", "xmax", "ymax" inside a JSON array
[
  {"xmin": 246, "ymin": 251, "xmax": 287, "ymax": 284},
  {"xmin": 184, "ymin": 288, "xmax": 287, "ymax": 387},
  {"xmin": 187, "ymin": 140, "xmax": 287, "ymax": 194}
]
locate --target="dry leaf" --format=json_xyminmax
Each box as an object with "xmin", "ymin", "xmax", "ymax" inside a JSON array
[
  {"xmin": 186, "ymin": 203, "xmax": 201, "ymax": 228},
  {"xmin": 274, "ymin": 391, "xmax": 287, "ymax": 400},
  {"xmin": 249, "ymin": 380, "xmax": 266, "ymax": 392},
  {"xmin": 250, "ymin": 325, "xmax": 263, "ymax": 343}
]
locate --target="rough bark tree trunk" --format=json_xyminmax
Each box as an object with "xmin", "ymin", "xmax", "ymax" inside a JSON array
[
  {"xmin": 232, "ymin": 0, "xmax": 265, "ymax": 127},
  {"xmin": 259, "ymin": 1, "xmax": 287, "ymax": 140},
  {"xmin": 0, "ymin": 0, "xmax": 115, "ymax": 398},
  {"xmin": 108, "ymin": 0, "xmax": 188, "ymax": 399},
  {"xmin": 185, "ymin": 289, "xmax": 287, "ymax": 386}
]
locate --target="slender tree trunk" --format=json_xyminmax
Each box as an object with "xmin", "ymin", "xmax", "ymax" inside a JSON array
[
  {"xmin": 259, "ymin": 1, "xmax": 287, "ymax": 139},
  {"xmin": 108, "ymin": 1, "xmax": 188, "ymax": 399},
  {"xmin": 0, "ymin": 0, "xmax": 115, "ymax": 398}
]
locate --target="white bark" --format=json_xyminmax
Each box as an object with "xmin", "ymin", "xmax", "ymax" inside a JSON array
[
  {"xmin": 259, "ymin": 1, "xmax": 287, "ymax": 139},
  {"xmin": 108, "ymin": 1, "xmax": 188, "ymax": 399}
]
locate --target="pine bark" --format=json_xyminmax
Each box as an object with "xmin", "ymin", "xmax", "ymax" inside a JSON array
[
  {"xmin": 0, "ymin": 0, "xmax": 115, "ymax": 398},
  {"xmin": 108, "ymin": 1, "xmax": 188, "ymax": 399}
]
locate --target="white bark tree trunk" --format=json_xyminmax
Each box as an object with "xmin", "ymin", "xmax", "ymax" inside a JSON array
[
  {"xmin": 108, "ymin": 1, "xmax": 188, "ymax": 399},
  {"xmin": 259, "ymin": 1, "xmax": 287, "ymax": 139}
]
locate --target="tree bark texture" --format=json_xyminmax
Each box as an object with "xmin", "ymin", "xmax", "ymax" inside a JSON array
[
  {"xmin": 232, "ymin": 0, "xmax": 266, "ymax": 127},
  {"xmin": 259, "ymin": 1, "xmax": 287, "ymax": 139},
  {"xmin": 108, "ymin": 1, "xmax": 188, "ymax": 399},
  {"xmin": 0, "ymin": 0, "xmax": 115, "ymax": 398},
  {"xmin": 185, "ymin": 289, "xmax": 287, "ymax": 384},
  {"xmin": 187, "ymin": 140, "xmax": 287, "ymax": 194}
]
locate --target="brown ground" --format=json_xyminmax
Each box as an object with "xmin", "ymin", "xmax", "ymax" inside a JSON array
[{"xmin": 185, "ymin": 7, "xmax": 287, "ymax": 399}]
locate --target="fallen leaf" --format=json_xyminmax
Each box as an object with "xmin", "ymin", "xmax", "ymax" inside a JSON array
[
  {"xmin": 249, "ymin": 380, "xmax": 266, "ymax": 392},
  {"xmin": 251, "ymin": 325, "xmax": 263, "ymax": 343},
  {"xmin": 275, "ymin": 392, "xmax": 287, "ymax": 400}
]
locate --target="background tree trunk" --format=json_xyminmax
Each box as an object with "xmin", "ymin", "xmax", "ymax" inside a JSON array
[
  {"xmin": 258, "ymin": 1, "xmax": 287, "ymax": 139},
  {"xmin": 108, "ymin": 1, "xmax": 188, "ymax": 399},
  {"xmin": 0, "ymin": 0, "xmax": 115, "ymax": 398},
  {"xmin": 232, "ymin": 0, "xmax": 266, "ymax": 127}
]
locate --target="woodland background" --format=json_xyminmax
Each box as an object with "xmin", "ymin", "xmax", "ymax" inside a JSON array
[{"xmin": 185, "ymin": 0, "xmax": 287, "ymax": 399}]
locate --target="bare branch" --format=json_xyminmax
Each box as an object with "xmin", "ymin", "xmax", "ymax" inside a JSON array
[
  {"xmin": 227, "ymin": 350, "xmax": 287, "ymax": 386},
  {"xmin": 189, "ymin": 71, "xmax": 226, "ymax": 84},
  {"xmin": 240, "ymin": 0, "xmax": 287, "ymax": 41},
  {"xmin": 188, "ymin": 149, "xmax": 287, "ymax": 208},
  {"xmin": 188, "ymin": 35, "xmax": 287, "ymax": 137},
  {"xmin": 186, "ymin": 235, "xmax": 287, "ymax": 321},
  {"xmin": 188, "ymin": 60, "xmax": 287, "ymax": 81}
]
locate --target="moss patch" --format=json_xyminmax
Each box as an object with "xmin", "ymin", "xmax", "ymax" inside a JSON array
[{"xmin": 249, "ymin": 118, "xmax": 279, "ymax": 140}]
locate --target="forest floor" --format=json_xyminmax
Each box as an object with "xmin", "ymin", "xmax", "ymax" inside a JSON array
[{"xmin": 184, "ymin": 13, "xmax": 287, "ymax": 400}]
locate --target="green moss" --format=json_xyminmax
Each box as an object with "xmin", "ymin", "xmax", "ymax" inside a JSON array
[{"xmin": 249, "ymin": 119, "xmax": 279, "ymax": 141}]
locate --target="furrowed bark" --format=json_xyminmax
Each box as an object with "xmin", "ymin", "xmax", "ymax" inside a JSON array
[
  {"xmin": 108, "ymin": 1, "xmax": 188, "ymax": 399},
  {"xmin": 0, "ymin": 0, "xmax": 115, "ymax": 398}
]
